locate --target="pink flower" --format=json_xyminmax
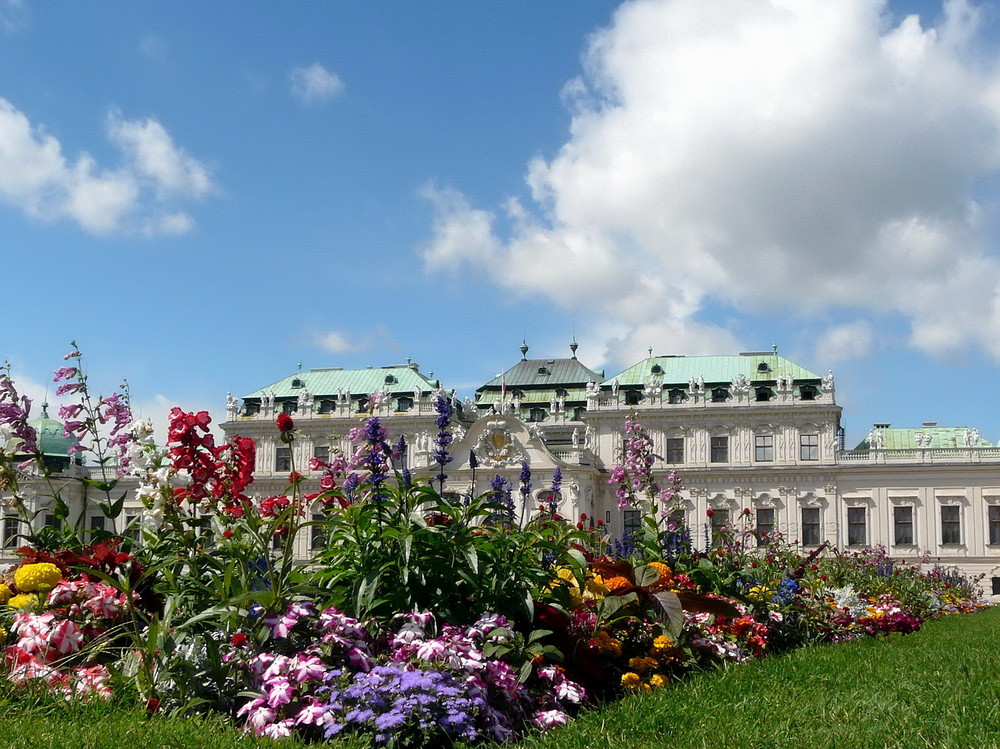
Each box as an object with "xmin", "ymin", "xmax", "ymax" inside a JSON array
[
  {"xmin": 50, "ymin": 619, "xmax": 84, "ymax": 654},
  {"xmin": 532, "ymin": 709, "xmax": 570, "ymax": 729}
]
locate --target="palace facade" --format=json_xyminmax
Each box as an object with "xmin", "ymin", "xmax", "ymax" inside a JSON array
[{"xmin": 7, "ymin": 344, "xmax": 1000, "ymax": 597}]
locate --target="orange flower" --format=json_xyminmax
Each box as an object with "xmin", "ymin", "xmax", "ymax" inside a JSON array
[
  {"xmin": 620, "ymin": 672, "xmax": 641, "ymax": 690},
  {"xmin": 605, "ymin": 576, "xmax": 632, "ymax": 593},
  {"xmin": 648, "ymin": 561, "xmax": 673, "ymax": 589}
]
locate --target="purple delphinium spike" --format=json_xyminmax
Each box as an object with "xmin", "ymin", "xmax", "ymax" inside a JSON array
[{"xmin": 432, "ymin": 396, "xmax": 453, "ymax": 492}]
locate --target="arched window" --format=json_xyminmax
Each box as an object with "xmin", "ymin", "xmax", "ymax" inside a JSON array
[
  {"xmin": 711, "ymin": 388, "xmax": 729, "ymax": 403},
  {"xmin": 668, "ymin": 389, "xmax": 685, "ymax": 404},
  {"xmin": 529, "ymin": 407, "xmax": 547, "ymax": 422},
  {"xmin": 396, "ymin": 397, "xmax": 413, "ymax": 412},
  {"xmin": 755, "ymin": 387, "xmax": 773, "ymax": 402}
]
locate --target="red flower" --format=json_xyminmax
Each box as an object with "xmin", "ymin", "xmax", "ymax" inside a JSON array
[
  {"xmin": 743, "ymin": 508, "xmax": 751, "ymax": 515},
  {"xmin": 222, "ymin": 529, "xmax": 233, "ymax": 539},
  {"xmin": 230, "ymin": 632, "xmax": 248, "ymax": 647},
  {"xmin": 276, "ymin": 413, "xmax": 294, "ymax": 432},
  {"xmin": 706, "ymin": 509, "xmax": 714, "ymax": 517}
]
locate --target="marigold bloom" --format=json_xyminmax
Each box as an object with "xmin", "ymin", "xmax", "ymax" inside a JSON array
[
  {"xmin": 605, "ymin": 575, "xmax": 631, "ymax": 593},
  {"xmin": 14, "ymin": 563, "xmax": 62, "ymax": 593},
  {"xmin": 649, "ymin": 673, "xmax": 668, "ymax": 688},
  {"xmin": 8, "ymin": 593, "xmax": 38, "ymax": 609},
  {"xmin": 647, "ymin": 561, "xmax": 673, "ymax": 589},
  {"xmin": 591, "ymin": 630, "xmax": 623, "ymax": 656},
  {"xmin": 620, "ymin": 672, "xmax": 642, "ymax": 690},
  {"xmin": 0, "ymin": 583, "xmax": 11, "ymax": 605}
]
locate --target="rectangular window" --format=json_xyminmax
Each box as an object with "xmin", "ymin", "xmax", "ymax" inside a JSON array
[
  {"xmin": 754, "ymin": 435, "xmax": 774, "ymax": 462},
  {"xmin": 90, "ymin": 516, "xmax": 106, "ymax": 534},
  {"xmin": 125, "ymin": 514, "xmax": 141, "ymax": 542},
  {"xmin": 311, "ymin": 514, "xmax": 326, "ymax": 550},
  {"xmin": 43, "ymin": 513, "xmax": 61, "ymax": 530},
  {"xmin": 3, "ymin": 516, "xmax": 18, "ymax": 548},
  {"xmin": 990, "ymin": 506, "xmax": 1000, "ymax": 546},
  {"xmin": 710, "ymin": 436, "xmax": 729, "ymax": 463},
  {"xmin": 800, "ymin": 434, "xmax": 819, "ymax": 461},
  {"xmin": 710, "ymin": 508, "xmax": 730, "ymax": 541},
  {"xmin": 666, "ymin": 437, "xmax": 684, "ymax": 464},
  {"xmin": 623, "ymin": 509, "xmax": 641, "ymax": 536},
  {"xmin": 993, "ymin": 576, "xmax": 1000, "ymax": 596},
  {"xmin": 847, "ymin": 507, "xmax": 867, "ymax": 546},
  {"xmin": 801, "ymin": 507, "xmax": 821, "ymax": 546},
  {"xmin": 941, "ymin": 505, "xmax": 962, "ymax": 545},
  {"xmin": 756, "ymin": 508, "xmax": 775, "ymax": 546},
  {"xmin": 894, "ymin": 506, "xmax": 914, "ymax": 546},
  {"xmin": 313, "ymin": 444, "xmax": 328, "ymax": 463},
  {"xmin": 275, "ymin": 446, "xmax": 292, "ymax": 472}
]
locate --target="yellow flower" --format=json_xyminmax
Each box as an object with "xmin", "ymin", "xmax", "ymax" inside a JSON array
[
  {"xmin": 629, "ymin": 656, "xmax": 658, "ymax": 673},
  {"xmin": 8, "ymin": 593, "xmax": 39, "ymax": 609},
  {"xmin": 620, "ymin": 672, "xmax": 642, "ymax": 690},
  {"xmin": 651, "ymin": 634, "xmax": 674, "ymax": 656},
  {"xmin": 14, "ymin": 562, "xmax": 62, "ymax": 593},
  {"xmin": 549, "ymin": 567, "xmax": 583, "ymax": 607},
  {"xmin": 748, "ymin": 585, "xmax": 773, "ymax": 602},
  {"xmin": 649, "ymin": 674, "xmax": 669, "ymax": 689},
  {"xmin": 584, "ymin": 575, "xmax": 610, "ymax": 600},
  {"xmin": 0, "ymin": 583, "xmax": 11, "ymax": 605},
  {"xmin": 591, "ymin": 630, "xmax": 623, "ymax": 656}
]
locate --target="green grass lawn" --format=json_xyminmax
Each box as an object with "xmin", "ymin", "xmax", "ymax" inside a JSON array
[{"xmin": 3, "ymin": 608, "xmax": 999, "ymax": 749}]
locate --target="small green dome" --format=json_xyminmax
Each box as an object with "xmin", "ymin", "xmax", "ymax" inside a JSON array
[{"xmin": 28, "ymin": 403, "xmax": 80, "ymax": 457}]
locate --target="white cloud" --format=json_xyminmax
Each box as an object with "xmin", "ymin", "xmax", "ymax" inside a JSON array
[
  {"xmin": 814, "ymin": 320, "xmax": 876, "ymax": 365},
  {"xmin": 0, "ymin": 98, "xmax": 214, "ymax": 236},
  {"xmin": 290, "ymin": 63, "xmax": 344, "ymax": 104},
  {"xmin": 420, "ymin": 0, "xmax": 1000, "ymax": 363},
  {"xmin": 0, "ymin": 0, "xmax": 27, "ymax": 33},
  {"xmin": 311, "ymin": 326, "xmax": 397, "ymax": 354}
]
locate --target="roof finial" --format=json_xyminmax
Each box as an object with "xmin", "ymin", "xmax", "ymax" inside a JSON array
[
  {"xmin": 772, "ymin": 343, "xmax": 778, "ymax": 354},
  {"xmin": 520, "ymin": 340, "xmax": 529, "ymax": 360},
  {"xmin": 41, "ymin": 400, "xmax": 49, "ymax": 418},
  {"xmin": 648, "ymin": 346, "xmax": 653, "ymax": 358},
  {"xmin": 297, "ymin": 361, "xmax": 302, "ymax": 371},
  {"xmin": 570, "ymin": 338, "xmax": 578, "ymax": 359}
]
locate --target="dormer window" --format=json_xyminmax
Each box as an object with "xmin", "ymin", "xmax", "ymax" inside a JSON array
[
  {"xmin": 711, "ymin": 388, "xmax": 729, "ymax": 403},
  {"xmin": 537, "ymin": 366, "xmax": 549, "ymax": 375},
  {"xmin": 625, "ymin": 390, "xmax": 641, "ymax": 405},
  {"xmin": 556, "ymin": 388, "xmax": 568, "ymax": 397},
  {"xmin": 384, "ymin": 374, "xmax": 397, "ymax": 385},
  {"xmin": 799, "ymin": 385, "xmax": 818, "ymax": 401},
  {"xmin": 757, "ymin": 362, "xmax": 770, "ymax": 373},
  {"xmin": 651, "ymin": 364, "xmax": 663, "ymax": 375},
  {"xmin": 755, "ymin": 387, "xmax": 774, "ymax": 402},
  {"xmin": 291, "ymin": 378, "xmax": 304, "ymax": 389},
  {"xmin": 668, "ymin": 388, "xmax": 685, "ymax": 404}
]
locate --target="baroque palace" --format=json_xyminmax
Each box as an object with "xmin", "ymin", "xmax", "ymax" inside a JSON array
[{"xmin": 7, "ymin": 343, "xmax": 1000, "ymax": 596}]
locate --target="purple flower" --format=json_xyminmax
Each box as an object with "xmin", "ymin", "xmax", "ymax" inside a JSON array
[
  {"xmin": 432, "ymin": 396, "xmax": 453, "ymax": 491},
  {"xmin": 551, "ymin": 467, "xmax": 562, "ymax": 494}
]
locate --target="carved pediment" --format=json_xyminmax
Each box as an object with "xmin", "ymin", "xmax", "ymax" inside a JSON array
[{"xmin": 473, "ymin": 420, "xmax": 527, "ymax": 468}]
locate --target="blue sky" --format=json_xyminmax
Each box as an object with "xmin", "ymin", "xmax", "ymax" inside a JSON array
[{"xmin": 2, "ymin": 0, "xmax": 1000, "ymax": 447}]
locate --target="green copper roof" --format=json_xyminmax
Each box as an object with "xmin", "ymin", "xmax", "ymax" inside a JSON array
[
  {"xmin": 477, "ymin": 387, "xmax": 592, "ymax": 405},
  {"xmin": 854, "ymin": 426, "xmax": 993, "ymax": 450},
  {"xmin": 244, "ymin": 365, "xmax": 442, "ymax": 400},
  {"xmin": 606, "ymin": 354, "xmax": 822, "ymax": 387},
  {"xmin": 478, "ymin": 358, "xmax": 603, "ymax": 391},
  {"xmin": 28, "ymin": 413, "xmax": 79, "ymax": 456}
]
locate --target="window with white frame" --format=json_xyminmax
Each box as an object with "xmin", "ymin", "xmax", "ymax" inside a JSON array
[
  {"xmin": 755, "ymin": 507, "xmax": 775, "ymax": 546},
  {"xmin": 941, "ymin": 505, "xmax": 962, "ymax": 545},
  {"xmin": 800, "ymin": 434, "xmax": 819, "ymax": 461},
  {"xmin": 847, "ymin": 507, "xmax": 867, "ymax": 546},
  {"xmin": 754, "ymin": 435, "xmax": 774, "ymax": 462},
  {"xmin": 894, "ymin": 506, "xmax": 914, "ymax": 546},
  {"xmin": 710, "ymin": 508, "xmax": 730, "ymax": 541},
  {"xmin": 710, "ymin": 436, "xmax": 729, "ymax": 463},
  {"xmin": 2, "ymin": 516, "xmax": 18, "ymax": 548},
  {"xmin": 989, "ymin": 505, "xmax": 1000, "ymax": 546},
  {"xmin": 275, "ymin": 446, "xmax": 292, "ymax": 472},
  {"xmin": 666, "ymin": 437, "xmax": 684, "ymax": 464},
  {"xmin": 801, "ymin": 507, "xmax": 821, "ymax": 546}
]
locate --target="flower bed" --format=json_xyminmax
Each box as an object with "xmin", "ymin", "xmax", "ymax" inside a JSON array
[{"xmin": 0, "ymin": 350, "xmax": 988, "ymax": 746}]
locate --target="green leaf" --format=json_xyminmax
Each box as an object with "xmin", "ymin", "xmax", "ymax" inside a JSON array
[
  {"xmin": 634, "ymin": 564, "xmax": 660, "ymax": 588},
  {"xmin": 650, "ymin": 590, "xmax": 685, "ymax": 640}
]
